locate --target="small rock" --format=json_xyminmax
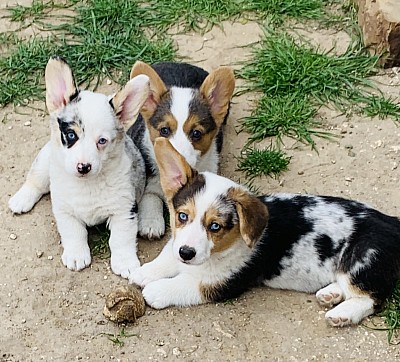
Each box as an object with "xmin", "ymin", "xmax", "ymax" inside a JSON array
[
  {"xmin": 344, "ymin": 144, "xmax": 353, "ymax": 149},
  {"xmin": 297, "ymin": 171, "xmax": 304, "ymax": 175},
  {"xmin": 8, "ymin": 126, "xmax": 12, "ymax": 130},
  {"xmin": 172, "ymin": 347, "xmax": 181, "ymax": 356},
  {"xmin": 348, "ymin": 150, "xmax": 356, "ymax": 157},
  {"xmin": 47, "ymin": 255, "xmax": 53, "ymax": 260},
  {"xmin": 36, "ymin": 251, "xmax": 44, "ymax": 258},
  {"xmin": 106, "ymin": 79, "xmax": 112, "ymax": 85},
  {"xmin": 9, "ymin": 233, "xmax": 17, "ymax": 240},
  {"xmin": 24, "ymin": 121, "xmax": 31, "ymax": 127}
]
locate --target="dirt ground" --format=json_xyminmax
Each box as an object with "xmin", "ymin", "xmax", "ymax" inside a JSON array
[{"xmin": 2, "ymin": 2, "xmax": 400, "ymax": 361}]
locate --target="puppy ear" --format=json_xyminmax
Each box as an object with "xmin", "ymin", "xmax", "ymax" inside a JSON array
[
  {"xmin": 130, "ymin": 61, "xmax": 167, "ymax": 120},
  {"xmin": 110, "ymin": 74, "xmax": 150, "ymax": 130},
  {"xmin": 200, "ymin": 67, "xmax": 235, "ymax": 126},
  {"xmin": 154, "ymin": 137, "xmax": 195, "ymax": 200},
  {"xmin": 45, "ymin": 56, "xmax": 78, "ymax": 113},
  {"xmin": 228, "ymin": 187, "xmax": 269, "ymax": 248}
]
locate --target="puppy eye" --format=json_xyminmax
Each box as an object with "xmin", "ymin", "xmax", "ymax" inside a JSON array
[
  {"xmin": 178, "ymin": 212, "xmax": 188, "ymax": 223},
  {"xmin": 66, "ymin": 131, "xmax": 76, "ymax": 140},
  {"xmin": 191, "ymin": 129, "xmax": 202, "ymax": 141},
  {"xmin": 209, "ymin": 222, "xmax": 221, "ymax": 232},
  {"xmin": 98, "ymin": 138, "xmax": 108, "ymax": 145},
  {"xmin": 160, "ymin": 127, "xmax": 170, "ymax": 137}
]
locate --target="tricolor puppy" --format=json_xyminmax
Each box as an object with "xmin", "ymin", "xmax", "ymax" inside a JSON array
[
  {"xmin": 9, "ymin": 56, "xmax": 150, "ymax": 278},
  {"xmin": 127, "ymin": 61, "xmax": 235, "ymax": 239},
  {"xmin": 131, "ymin": 138, "xmax": 400, "ymax": 327}
]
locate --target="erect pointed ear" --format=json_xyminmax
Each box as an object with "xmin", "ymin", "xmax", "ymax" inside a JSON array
[
  {"xmin": 45, "ymin": 56, "xmax": 78, "ymax": 113},
  {"xmin": 154, "ymin": 137, "xmax": 195, "ymax": 200},
  {"xmin": 227, "ymin": 187, "xmax": 269, "ymax": 248},
  {"xmin": 130, "ymin": 61, "xmax": 168, "ymax": 120},
  {"xmin": 110, "ymin": 74, "xmax": 150, "ymax": 130},
  {"xmin": 200, "ymin": 66, "xmax": 235, "ymax": 126}
]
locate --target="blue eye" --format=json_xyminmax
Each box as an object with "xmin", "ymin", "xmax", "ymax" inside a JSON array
[
  {"xmin": 160, "ymin": 127, "xmax": 170, "ymax": 137},
  {"xmin": 98, "ymin": 138, "xmax": 107, "ymax": 145},
  {"xmin": 209, "ymin": 222, "xmax": 221, "ymax": 232},
  {"xmin": 191, "ymin": 129, "xmax": 202, "ymax": 141},
  {"xmin": 67, "ymin": 131, "xmax": 76, "ymax": 140},
  {"xmin": 178, "ymin": 212, "xmax": 188, "ymax": 222}
]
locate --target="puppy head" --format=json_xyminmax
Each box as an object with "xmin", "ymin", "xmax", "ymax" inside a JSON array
[
  {"xmin": 131, "ymin": 61, "xmax": 235, "ymax": 168},
  {"xmin": 154, "ymin": 138, "xmax": 269, "ymax": 265},
  {"xmin": 46, "ymin": 56, "xmax": 150, "ymax": 178}
]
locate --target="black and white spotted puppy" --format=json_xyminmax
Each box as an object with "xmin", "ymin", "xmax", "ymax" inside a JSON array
[
  {"xmin": 131, "ymin": 138, "xmax": 400, "ymax": 327},
  {"xmin": 127, "ymin": 61, "xmax": 235, "ymax": 239},
  {"xmin": 9, "ymin": 57, "xmax": 150, "ymax": 279}
]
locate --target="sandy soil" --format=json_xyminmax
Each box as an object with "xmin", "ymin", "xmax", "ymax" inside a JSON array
[{"xmin": 2, "ymin": 2, "xmax": 400, "ymax": 361}]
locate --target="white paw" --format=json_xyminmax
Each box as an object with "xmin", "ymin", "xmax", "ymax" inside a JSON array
[
  {"xmin": 142, "ymin": 279, "xmax": 175, "ymax": 309},
  {"xmin": 61, "ymin": 244, "xmax": 91, "ymax": 271},
  {"xmin": 316, "ymin": 283, "xmax": 344, "ymax": 307},
  {"xmin": 9, "ymin": 184, "xmax": 42, "ymax": 214},
  {"xmin": 324, "ymin": 297, "xmax": 374, "ymax": 327},
  {"xmin": 139, "ymin": 216, "xmax": 165, "ymax": 239},
  {"xmin": 130, "ymin": 263, "xmax": 161, "ymax": 287},
  {"xmin": 111, "ymin": 252, "xmax": 141, "ymax": 279}
]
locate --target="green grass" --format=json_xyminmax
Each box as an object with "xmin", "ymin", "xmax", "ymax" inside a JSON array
[
  {"xmin": 0, "ymin": 0, "xmax": 175, "ymax": 106},
  {"xmin": 237, "ymin": 147, "xmax": 291, "ymax": 181},
  {"xmin": 382, "ymin": 280, "xmax": 400, "ymax": 343},
  {"xmin": 239, "ymin": 93, "xmax": 333, "ymax": 148},
  {"xmin": 88, "ymin": 225, "xmax": 110, "ymax": 259}
]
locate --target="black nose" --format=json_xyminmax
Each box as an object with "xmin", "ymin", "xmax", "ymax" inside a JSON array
[
  {"xmin": 77, "ymin": 163, "xmax": 92, "ymax": 174},
  {"xmin": 179, "ymin": 246, "xmax": 196, "ymax": 261}
]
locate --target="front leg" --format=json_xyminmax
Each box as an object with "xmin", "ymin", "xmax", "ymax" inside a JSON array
[
  {"xmin": 55, "ymin": 212, "xmax": 91, "ymax": 271},
  {"xmin": 108, "ymin": 214, "xmax": 140, "ymax": 279},
  {"xmin": 9, "ymin": 141, "xmax": 51, "ymax": 213},
  {"xmin": 138, "ymin": 176, "xmax": 165, "ymax": 239},
  {"xmin": 143, "ymin": 273, "xmax": 203, "ymax": 309},
  {"xmin": 130, "ymin": 238, "xmax": 179, "ymax": 287}
]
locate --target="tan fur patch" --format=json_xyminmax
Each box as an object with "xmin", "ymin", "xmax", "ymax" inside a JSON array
[
  {"xmin": 227, "ymin": 188, "xmax": 269, "ymax": 248},
  {"xmin": 147, "ymin": 114, "xmax": 178, "ymax": 144},
  {"xmin": 183, "ymin": 114, "xmax": 218, "ymax": 155},
  {"xmin": 203, "ymin": 206, "xmax": 241, "ymax": 254},
  {"xmin": 200, "ymin": 282, "xmax": 226, "ymax": 302},
  {"xmin": 200, "ymin": 67, "xmax": 235, "ymax": 127},
  {"xmin": 130, "ymin": 61, "xmax": 167, "ymax": 120}
]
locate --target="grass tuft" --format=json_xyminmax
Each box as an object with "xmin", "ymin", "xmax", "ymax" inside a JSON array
[
  {"xmin": 239, "ymin": 93, "xmax": 333, "ymax": 148},
  {"xmin": 237, "ymin": 147, "xmax": 291, "ymax": 180},
  {"xmin": 383, "ymin": 281, "xmax": 400, "ymax": 343}
]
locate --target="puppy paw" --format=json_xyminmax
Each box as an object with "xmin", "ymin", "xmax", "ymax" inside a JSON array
[
  {"xmin": 62, "ymin": 244, "xmax": 91, "ymax": 271},
  {"xmin": 9, "ymin": 185, "xmax": 42, "ymax": 214},
  {"xmin": 139, "ymin": 216, "xmax": 165, "ymax": 239},
  {"xmin": 111, "ymin": 253, "xmax": 140, "ymax": 279},
  {"xmin": 324, "ymin": 297, "xmax": 374, "ymax": 327},
  {"xmin": 316, "ymin": 283, "xmax": 344, "ymax": 307},
  {"xmin": 142, "ymin": 280, "xmax": 174, "ymax": 309},
  {"xmin": 130, "ymin": 263, "xmax": 161, "ymax": 287}
]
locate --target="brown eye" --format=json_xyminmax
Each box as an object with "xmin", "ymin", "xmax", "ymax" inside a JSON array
[
  {"xmin": 160, "ymin": 127, "xmax": 170, "ymax": 137},
  {"xmin": 191, "ymin": 129, "xmax": 202, "ymax": 141}
]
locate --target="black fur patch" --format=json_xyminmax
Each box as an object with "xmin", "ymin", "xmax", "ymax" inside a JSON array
[
  {"xmin": 172, "ymin": 174, "xmax": 206, "ymax": 209},
  {"xmin": 57, "ymin": 117, "xmax": 79, "ymax": 148},
  {"xmin": 151, "ymin": 62, "xmax": 208, "ymax": 88},
  {"xmin": 130, "ymin": 202, "xmax": 138, "ymax": 220},
  {"xmin": 208, "ymin": 194, "xmax": 400, "ymax": 305}
]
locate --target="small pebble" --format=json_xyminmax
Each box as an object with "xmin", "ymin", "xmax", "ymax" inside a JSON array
[
  {"xmin": 9, "ymin": 233, "xmax": 17, "ymax": 240},
  {"xmin": 47, "ymin": 255, "xmax": 53, "ymax": 260},
  {"xmin": 36, "ymin": 251, "xmax": 44, "ymax": 258},
  {"xmin": 348, "ymin": 151, "xmax": 356, "ymax": 157},
  {"xmin": 106, "ymin": 79, "xmax": 112, "ymax": 85},
  {"xmin": 24, "ymin": 121, "xmax": 31, "ymax": 127}
]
